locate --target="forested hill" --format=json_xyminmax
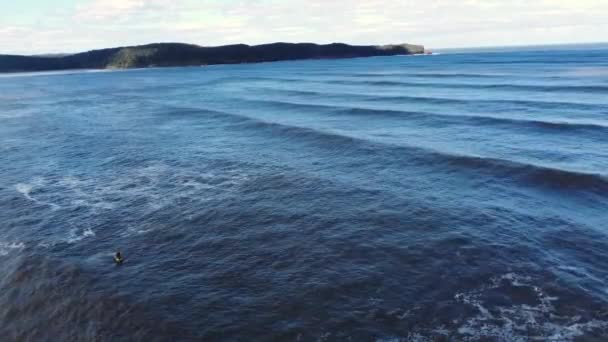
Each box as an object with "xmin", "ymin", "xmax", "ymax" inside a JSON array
[{"xmin": 0, "ymin": 42, "xmax": 425, "ymax": 73}]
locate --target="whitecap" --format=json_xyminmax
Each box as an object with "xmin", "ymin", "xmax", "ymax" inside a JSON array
[
  {"xmin": 66, "ymin": 227, "xmax": 96, "ymax": 244},
  {"xmin": 15, "ymin": 183, "xmax": 34, "ymax": 201},
  {"xmin": 119, "ymin": 225, "xmax": 153, "ymax": 238},
  {"xmin": 0, "ymin": 242, "xmax": 25, "ymax": 256}
]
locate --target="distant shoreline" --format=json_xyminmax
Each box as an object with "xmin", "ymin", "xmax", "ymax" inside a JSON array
[{"xmin": 0, "ymin": 42, "xmax": 425, "ymax": 74}]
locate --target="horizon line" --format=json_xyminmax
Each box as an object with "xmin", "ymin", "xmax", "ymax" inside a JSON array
[{"xmin": 3, "ymin": 40, "xmax": 607, "ymax": 57}]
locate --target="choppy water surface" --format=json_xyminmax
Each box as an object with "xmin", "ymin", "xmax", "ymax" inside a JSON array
[{"xmin": 1, "ymin": 46, "xmax": 607, "ymax": 341}]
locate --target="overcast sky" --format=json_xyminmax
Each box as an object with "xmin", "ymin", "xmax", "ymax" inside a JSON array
[{"xmin": 1, "ymin": 0, "xmax": 607, "ymax": 55}]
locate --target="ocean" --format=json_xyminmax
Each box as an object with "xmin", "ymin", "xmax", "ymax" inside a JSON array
[{"xmin": 1, "ymin": 45, "xmax": 607, "ymax": 341}]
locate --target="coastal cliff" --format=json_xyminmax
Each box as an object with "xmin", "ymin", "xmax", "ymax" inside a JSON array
[{"xmin": 0, "ymin": 42, "xmax": 424, "ymax": 73}]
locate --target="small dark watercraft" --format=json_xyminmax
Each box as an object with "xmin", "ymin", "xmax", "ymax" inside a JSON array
[{"xmin": 114, "ymin": 251, "xmax": 124, "ymax": 265}]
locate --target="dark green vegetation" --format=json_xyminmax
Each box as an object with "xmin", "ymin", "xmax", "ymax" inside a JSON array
[{"xmin": 0, "ymin": 42, "xmax": 425, "ymax": 72}]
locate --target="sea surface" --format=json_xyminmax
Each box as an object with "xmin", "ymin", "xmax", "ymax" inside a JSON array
[{"xmin": 1, "ymin": 45, "xmax": 607, "ymax": 341}]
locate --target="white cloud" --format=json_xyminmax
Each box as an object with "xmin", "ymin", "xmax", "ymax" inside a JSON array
[
  {"xmin": 75, "ymin": 0, "xmax": 149, "ymax": 21},
  {"xmin": 1, "ymin": 0, "xmax": 607, "ymax": 54}
]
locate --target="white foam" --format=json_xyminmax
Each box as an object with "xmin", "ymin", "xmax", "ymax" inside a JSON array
[
  {"xmin": 16, "ymin": 183, "xmax": 34, "ymax": 201},
  {"xmin": 126, "ymin": 226, "xmax": 154, "ymax": 235},
  {"xmin": 66, "ymin": 227, "xmax": 96, "ymax": 244},
  {"xmin": 452, "ymin": 273, "xmax": 608, "ymax": 341},
  {"xmin": 0, "ymin": 242, "xmax": 25, "ymax": 256},
  {"xmin": 15, "ymin": 181, "xmax": 61, "ymax": 210},
  {"xmin": 557, "ymin": 265, "xmax": 583, "ymax": 272},
  {"xmin": 37, "ymin": 241, "xmax": 56, "ymax": 248},
  {"xmin": 388, "ymin": 273, "xmax": 608, "ymax": 340},
  {"xmin": 17, "ymin": 167, "xmax": 253, "ymax": 239},
  {"xmin": 60, "ymin": 176, "xmax": 116, "ymax": 210},
  {"xmin": 404, "ymin": 333, "xmax": 430, "ymax": 342}
]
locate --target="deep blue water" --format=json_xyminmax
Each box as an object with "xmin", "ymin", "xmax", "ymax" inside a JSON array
[{"xmin": 1, "ymin": 46, "xmax": 608, "ymax": 341}]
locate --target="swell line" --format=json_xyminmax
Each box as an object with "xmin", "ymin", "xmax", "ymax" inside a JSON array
[
  {"xmin": 158, "ymin": 105, "xmax": 608, "ymax": 196},
  {"xmin": 224, "ymin": 76, "xmax": 608, "ymax": 94},
  {"xmin": 232, "ymin": 97, "xmax": 608, "ymax": 135},
  {"xmin": 247, "ymin": 86, "xmax": 608, "ymax": 114},
  {"xmin": 298, "ymin": 72, "xmax": 507, "ymax": 79},
  {"xmin": 324, "ymin": 79, "xmax": 608, "ymax": 94}
]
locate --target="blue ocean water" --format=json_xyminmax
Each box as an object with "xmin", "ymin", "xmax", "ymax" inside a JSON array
[{"xmin": 1, "ymin": 45, "xmax": 607, "ymax": 341}]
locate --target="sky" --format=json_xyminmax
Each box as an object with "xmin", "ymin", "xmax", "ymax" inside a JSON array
[{"xmin": 1, "ymin": 0, "xmax": 607, "ymax": 55}]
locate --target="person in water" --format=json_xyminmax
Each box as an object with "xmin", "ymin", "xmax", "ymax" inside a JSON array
[{"xmin": 114, "ymin": 250, "xmax": 124, "ymax": 264}]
